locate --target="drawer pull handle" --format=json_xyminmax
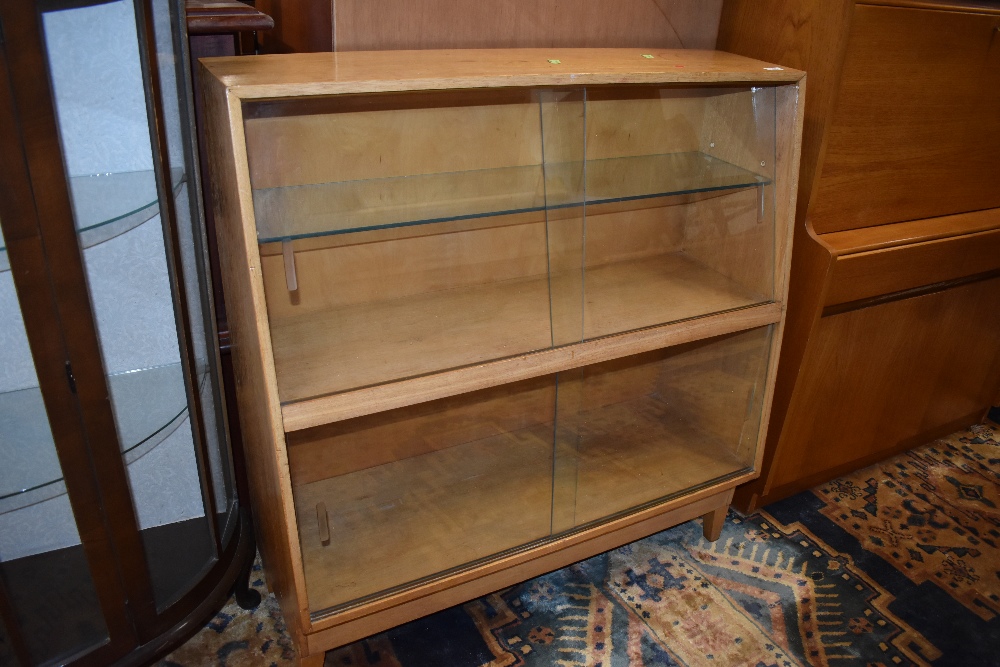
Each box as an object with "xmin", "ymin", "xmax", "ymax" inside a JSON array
[
  {"xmin": 317, "ymin": 502, "xmax": 331, "ymax": 546},
  {"xmin": 283, "ymin": 239, "xmax": 298, "ymax": 292}
]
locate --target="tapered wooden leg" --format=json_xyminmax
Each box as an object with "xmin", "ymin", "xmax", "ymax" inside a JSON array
[
  {"xmin": 297, "ymin": 651, "xmax": 326, "ymax": 667},
  {"xmin": 702, "ymin": 504, "xmax": 728, "ymax": 541}
]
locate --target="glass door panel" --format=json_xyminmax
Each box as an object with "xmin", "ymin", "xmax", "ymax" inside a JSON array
[
  {"xmin": 40, "ymin": 0, "xmax": 217, "ymax": 611},
  {"xmin": 287, "ymin": 377, "xmax": 557, "ymax": 614},
  {"xmin": 552, "ymin": 326, "xmax": 772, "ymax": 532},
  {"xmin": 0, "ymin": 220, "xmax": 109, "ymax": 665},
  {"xmin": 246, "ymin": 90, "xmax": 557, "ymax": 403},
  {"xmin": 147, "ymin": 0, "xmax": 238, "ymax": 550},
  {"xmin": 540, "ymin": 89, "xmax": 586, "ymax": 347},
  {"xmin": 580, "ymin": 86, "xmax": 776, "ymax": 340}
]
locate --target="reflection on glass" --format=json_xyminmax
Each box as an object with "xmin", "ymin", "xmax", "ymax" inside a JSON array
[
  {"xmin": 0, "ymin": 218, "xmax": 109, "ymax": 664},
  {"xmin": 41, "ymin": 0, "xmax": 223, "ymax": 611}
]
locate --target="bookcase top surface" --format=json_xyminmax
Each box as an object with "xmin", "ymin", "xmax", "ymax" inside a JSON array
[{"xmin": 200, "ymin": 48, "xmax": 804, "ymax": 98}]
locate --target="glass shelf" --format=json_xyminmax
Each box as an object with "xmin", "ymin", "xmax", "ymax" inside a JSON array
[
  {"xmin": 253, "ymin": 152, "xmax": 769, "ymax": 243},
  {"xmin": 0, "ymin": 362, "xmax": 191, "ymax": 513},
  {"xmin": 0, "ymin": 168, "xmax": 184, "ymax": 272}
]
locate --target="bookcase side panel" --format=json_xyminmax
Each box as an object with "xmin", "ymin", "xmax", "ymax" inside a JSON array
[{"xmin": 199, "ymin": 70, "xmax": 311, "ymax": 634}]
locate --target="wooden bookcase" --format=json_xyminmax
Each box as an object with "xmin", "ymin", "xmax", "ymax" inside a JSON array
[{"xmin": 199, "ymin": 49, "xmax": 804, "ymax": 664}]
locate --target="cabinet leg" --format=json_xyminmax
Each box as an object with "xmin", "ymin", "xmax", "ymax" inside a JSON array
[
  {"xmin": 702, "ymin": 504, "xmax": 728, "ymax": 541},
  {"xmin": 298, "ymin": 651, "xmax": 327, "ymax": 667}
]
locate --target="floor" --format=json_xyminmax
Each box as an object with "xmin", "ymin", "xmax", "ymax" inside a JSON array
[{"xmin": 158, "ymin": 417, "xmax": 1000, "ymax": 666}]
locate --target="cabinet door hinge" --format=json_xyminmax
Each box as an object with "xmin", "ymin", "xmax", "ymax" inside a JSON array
[{"xmin": 65, "ymin": 361, "xmax": 77, "ymax": 394}]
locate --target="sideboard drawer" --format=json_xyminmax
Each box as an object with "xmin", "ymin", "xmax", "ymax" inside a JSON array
[{"xmin": 825, "ymin": 222, "xmax": 1000, "ymax": 307}]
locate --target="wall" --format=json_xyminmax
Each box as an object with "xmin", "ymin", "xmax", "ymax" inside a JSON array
[{"xmin": 256, "ymin": 0, "xmax": 722, "ymax": 53}]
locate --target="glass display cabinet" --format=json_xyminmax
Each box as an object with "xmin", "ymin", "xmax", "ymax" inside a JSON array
[
  {"xmin": 200, "ymin": 49, "xmax": 805, "ymax": 664},
  {"xmin": 0, "ymin": 1, "xmax": 252, "ymax": 664}
]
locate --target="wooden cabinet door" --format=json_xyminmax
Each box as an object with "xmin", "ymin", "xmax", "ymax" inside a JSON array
[
  {"xmin": 766, "ymin": 277, "xmax": 1000, "ymax": 495},
  {"xmin": 810, "ymin": 4, "xmax": 1000, "ymax": 233}
]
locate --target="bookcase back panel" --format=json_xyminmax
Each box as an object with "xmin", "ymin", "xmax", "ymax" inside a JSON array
[
  {"xmin": 244, "ymin": 89, "xmax": 543, "ymax": 189},
  {"xmin": 260, "ymin": 215, "xmax": 550, "ymax": 317},
  {"xmin": 286, "ymin": 376, "xmax": 557, "ymax": 486}
]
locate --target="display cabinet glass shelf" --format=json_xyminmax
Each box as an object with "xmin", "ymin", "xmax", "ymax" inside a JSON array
[{"xmin": 200, "ymin": 48, "xmax": 804, "ymax": 664}]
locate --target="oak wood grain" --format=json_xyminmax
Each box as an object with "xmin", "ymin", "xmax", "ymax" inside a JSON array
[
  {"xmin": 286, "ymin": 377, "xmax": 556, "ymax": 486},
  {"xmin": 554, "ymin": 329, "xmax": 769, "ymax": 530},
  {"xmin": 243, "ymin": 90, "xmax": 541, "ymax": 190},
  {"xmin": 200, "ymin": 50, "xmax": 804, "ymax": 655},
  {"xmin": 702, "ymin": 498, "xmax": 731, "ymax": 541},
  {"xmin": 268, "ymin": 253, "xmax": 773, "ymax": 407},
  {"xmin": 294, "ymin": 421, "xmax": 555, "ymax": 611}
]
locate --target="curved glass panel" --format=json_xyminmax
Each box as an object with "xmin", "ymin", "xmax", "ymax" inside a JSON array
[{"xmin": 39, "ymin": 0, "xmax": 234, "ymax": 611}]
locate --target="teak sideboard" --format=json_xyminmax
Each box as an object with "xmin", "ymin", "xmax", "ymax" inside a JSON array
[
  {"xmin": 199, "ymin": 49, "xmax": 805, "ymax": 663},
  {"xmin": 718, "ymin": 0, "xmax": 1000, "ymax": 511}
]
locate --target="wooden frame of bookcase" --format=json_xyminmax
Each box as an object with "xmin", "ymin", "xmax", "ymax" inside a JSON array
[{"xmin": 200, "ymin": 48, "xmax": 805, "ymax": 665}]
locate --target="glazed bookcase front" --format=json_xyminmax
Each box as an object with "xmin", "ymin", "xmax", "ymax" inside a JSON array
[
  {"xmin": 288, "ymin": 326, "xmax": 772, "ymax": 612},
  {"xmin": 241, "ymin": 83, "xmax": 778, "ymax": 615},
  {"xmin": 247, "ymin": 86, "xmax": 776, "ymax": 406},
  {"xmin": 200, "ymin": 48, "xmax": 803, "ymax": 659}
]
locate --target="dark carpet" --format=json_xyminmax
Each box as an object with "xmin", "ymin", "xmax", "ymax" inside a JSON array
[{"xmin": 160, "ymin": 419, "xmax": 1000, "ymax": 666}]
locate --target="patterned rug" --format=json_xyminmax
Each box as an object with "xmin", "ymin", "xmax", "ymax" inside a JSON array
[{"xmin": 159, "ymin": 418, "xmax": 1000, "ymax": 667}]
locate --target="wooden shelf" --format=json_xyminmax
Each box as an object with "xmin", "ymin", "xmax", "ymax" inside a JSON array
[
  {"xmin": 252, "ymin": 153, "xmax": 767, "ymax": 243},
  {"xmin": 270, "ymin": 252, "xmax": 767, "ymax": 405},
  {"xmin": 583, "ymin": 254, "xmax": 766, "ymax": 339}
]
